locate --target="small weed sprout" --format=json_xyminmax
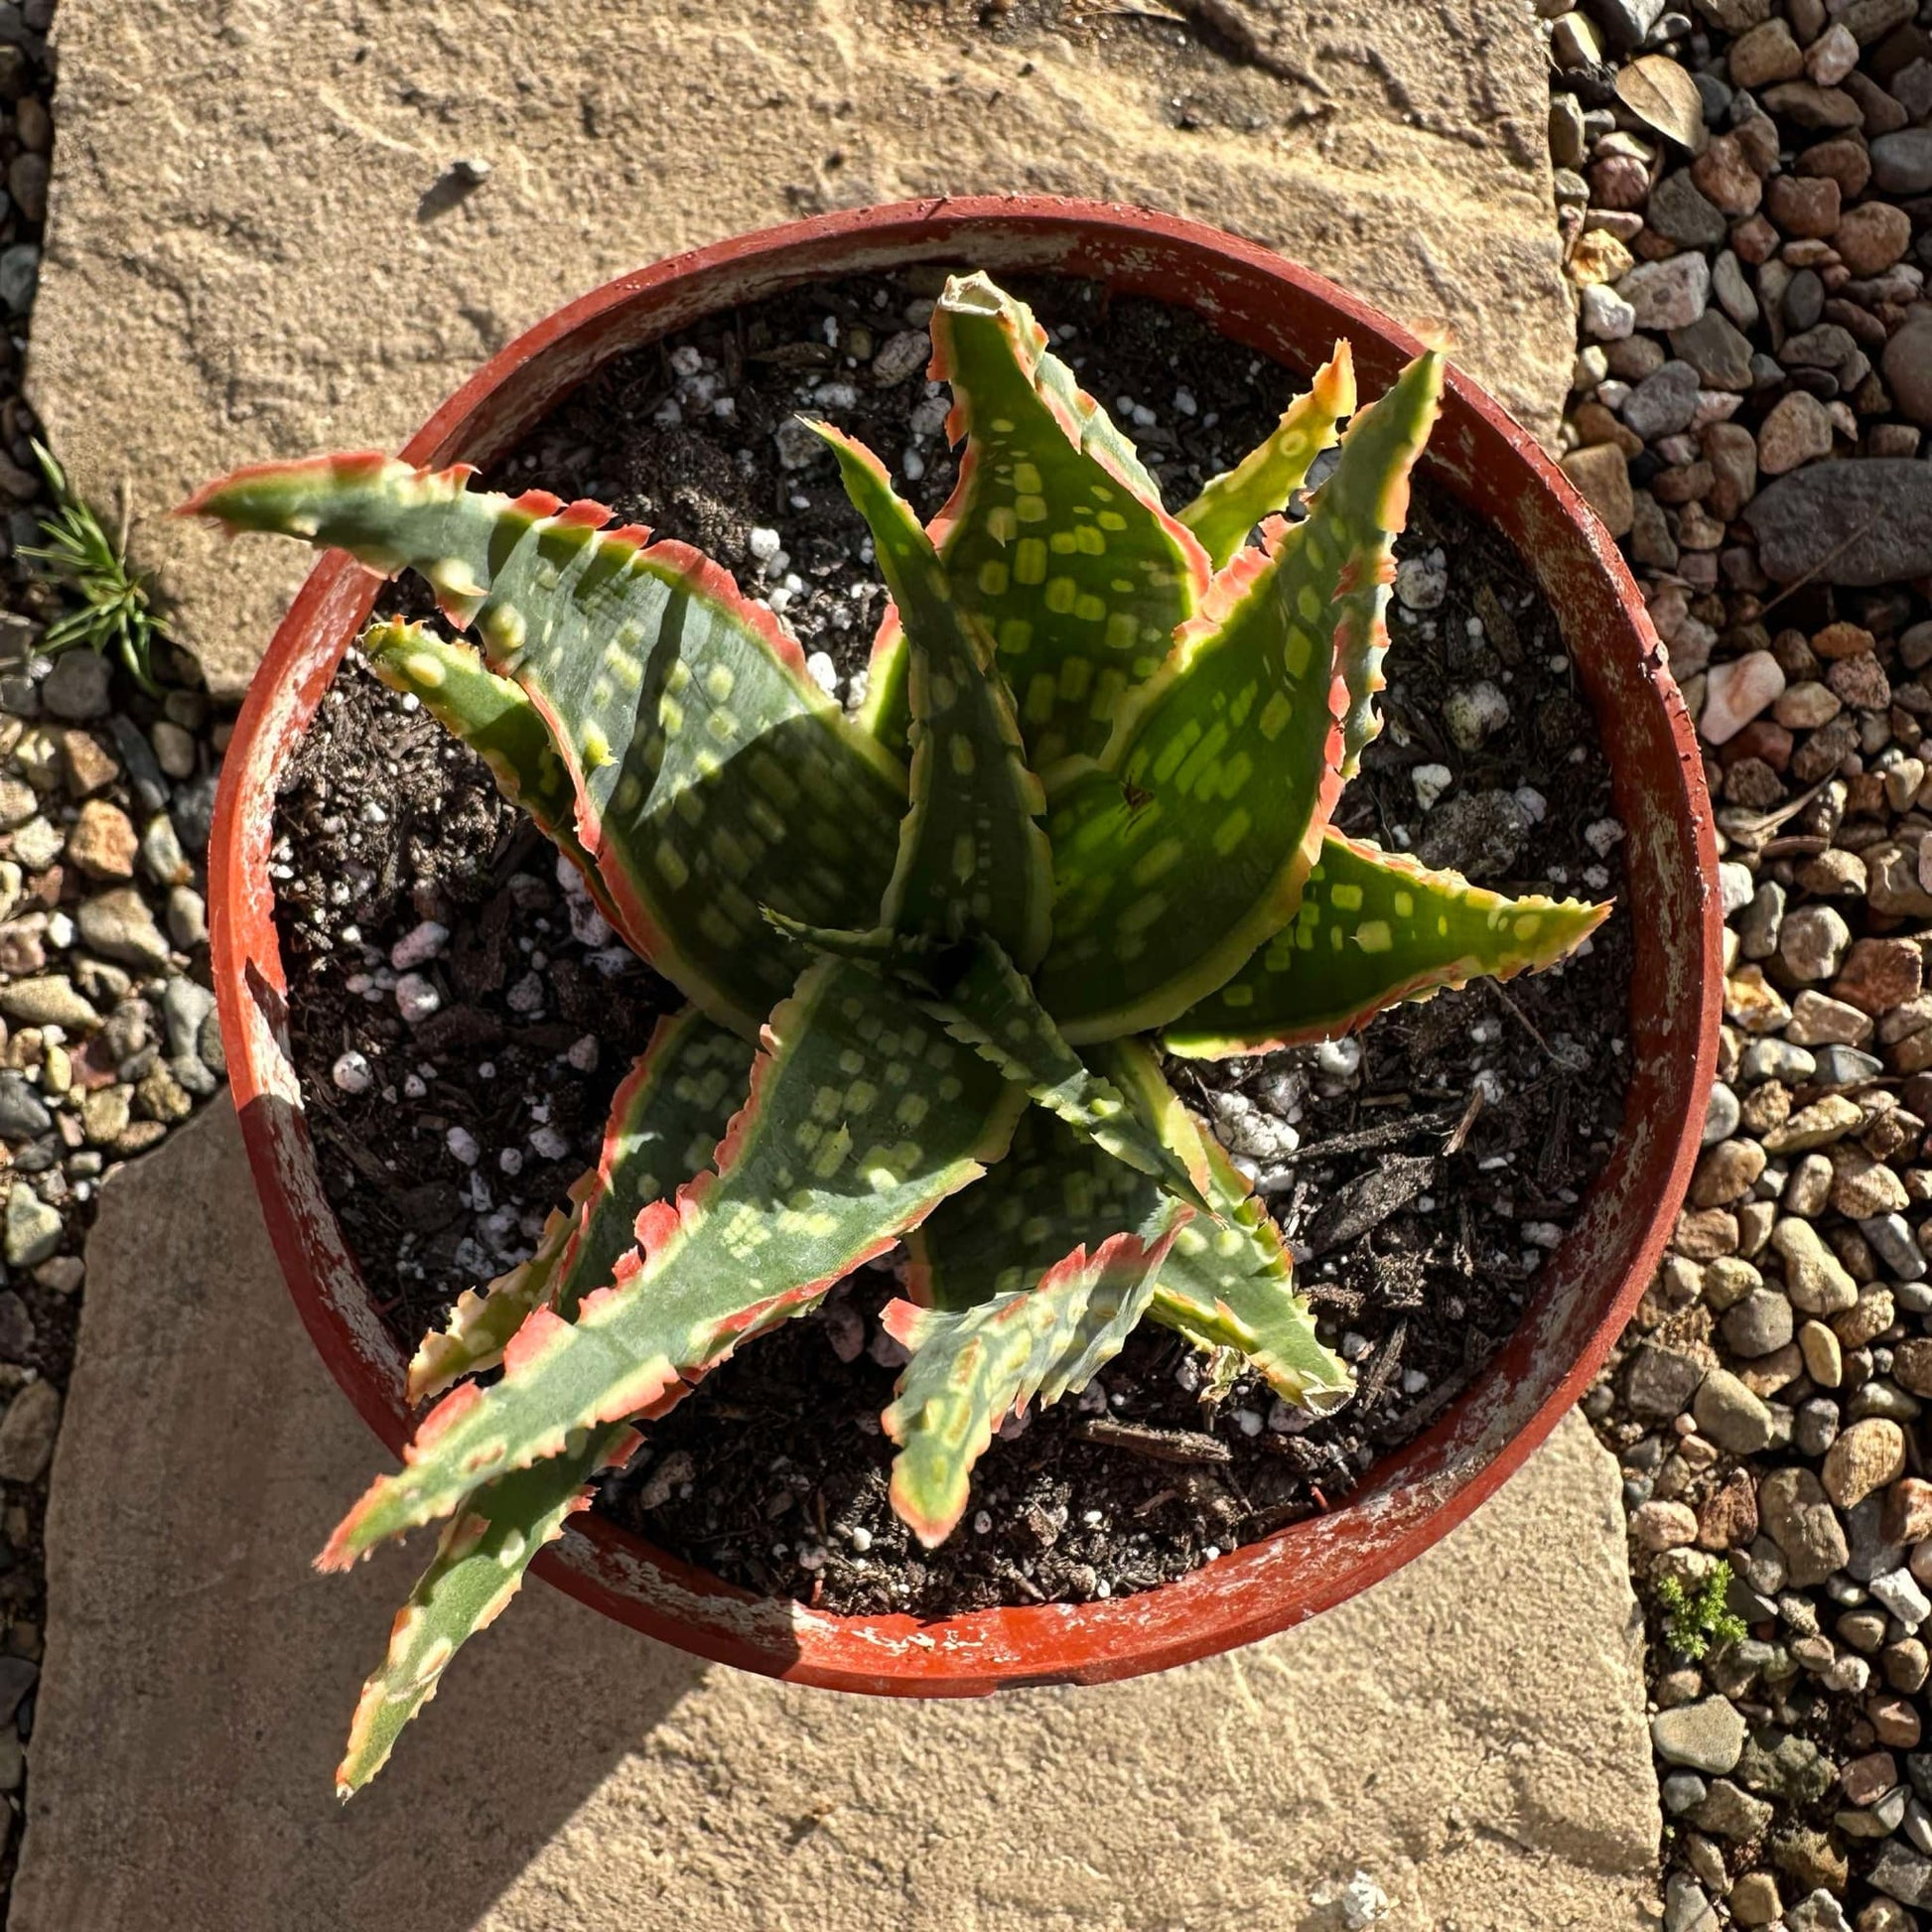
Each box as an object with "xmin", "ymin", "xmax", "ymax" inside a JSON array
[
  {"xmin": 22, "ymin": 440, "xmax": 167, "ymax": 694},
  {"xmin": 1657, "ymin": 1562, "xmax": 1747, "ymax": 1662}
]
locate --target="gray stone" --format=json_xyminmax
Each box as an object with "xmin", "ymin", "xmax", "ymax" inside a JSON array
[
  {"xmin": 1745, "ymin": 462, "xmax": 1932, "ymax": 587},
  {"xmin": 1869, "ymin": 1841, "xmax": 1932, "ymax": 1908},
  {"xmin": 1711, "ymin": 249, "xmax": 1758, "ymax": 329},
  {"xmin": 39, "ymin": 647, "xmax": 112, "ymax": 722},
  {"xmin": 1622, "ymin": 359, "xmax": 1703, "ymax": 440},
  {"xmin": 1863, "ymin": 1213, "xmax": 1927, "ymax": 1281},
  {"xmin": 9, "ymin": 816, "xmax": 60, "ymax": 872},
  {"xmin": 0, "ymin": 1073, "xmax": 51, "ymax": 1141},
  {"xmin": 1628, "ymin": 1343, "xmax": 1705, "ymax": 1419},
  {"xmin": 1648, "ymin": 172, "xmax": 1728, "ymax": 248},
  {"xmin": 1690, "ymin": 1776, "xmax": 1773, "ymax": 1839},
  {"xmin": 0, "ymin": 1291, "xmax": 36, "ymax": 1363},
  {"xmin": 1653, "ymin": 1696, "xmax": 1747, "ymax": 1774},
  {"xmin": 0, "ymin": 241, "xmax": 36, "ymax": 316},
  {"xmin": 1723, "ymin": 1290, "xmax": 1794, "ymax": 1359},
  {"xmin": 1740, "ymin": 1039, "xmax": 1814, "ymax": 1083},
  {"xmin": 1587, "ymin": 0, "xmax": 1668, "ymax": 47},
  {"xmin": 1670, "ymin": 309, "xmax": 1754, "ymax": 390},
  {"xmin": 1788, "ymin": 1891, "xmax": 1852, "ymax": 1932},
  {"xmin": 1871, "ymin": 129, "xmax": 1932, "ymax": 196},
  {"xmin": 0, "ymin": 976, "xmax": 100, "ymax": 1032},
  {"xmin": 138, "ymin": 812, "xmax": 189, "ymax": 890},
  {"xmin": 1415, "ymin": 788, "xmax": 1528, "ymax": 880},
  {"xmin": 0, "ymin": 1377, "xmax": 59, "ymax": 1482},
  {"xmin": 1703, "ymin": 1082, "xmax": 1740, "ymax": 1145},
  {"xmin": 3, "ymin": 1185, "xmax": 59, "ymax": 1268},
  {"xmin": 1812, "ymin": 1044, "xmax": 1880, "ymax": 1088},
  {"xmin": 1759, "ymin": 1467, "xmax": 1850, "ymax": 1587},
  {"xmin": 1617, "ymin": 253, "xmax": 1713, "ymax": 332},
  {"xmin": 1662, "ymin": 1769, "xmax": 1709, "ymax": 1814},
  {"xmin": 166, "ymin": 886, "xmax": 207, "ymax": 951},
  {"xmin": 1695, "ymin": 1368, "xmax": 1776, "ymax": 1452},
  {"xmin": 107, "ymin": 716, "xmax": 168, "ymax": 816},
  {"xmin": 76, "ymin": 889, "xmax": 173, "ymax": 973},
  {"xmin": 1737, "ymin": 1727, "xmax": 1834, "ymax": 1803},
  {"xmin": 160, "ymin": 977, "xmax": 215, "ymax": 1063},
  {"xmin": 1663, "ymin": 1870, "xmax": 1717, "ymax": 1932}
]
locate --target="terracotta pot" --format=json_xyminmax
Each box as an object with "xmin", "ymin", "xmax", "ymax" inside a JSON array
[{"xmin": 208, "ymin": 196, "xmax": 1720, "ymax": 1695}]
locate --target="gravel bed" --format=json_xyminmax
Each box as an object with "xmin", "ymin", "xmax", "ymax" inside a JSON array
[
  {"xmin": 0, "ymin": 0, "xmax": 235, "ymax": 1908},
  {"xmin": 1548, "ymin": 0, "xmax": 1932, "ymax": 1925}
]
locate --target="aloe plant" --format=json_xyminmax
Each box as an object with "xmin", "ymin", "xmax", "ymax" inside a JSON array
[{"xmin": 187, "ymin": 271, "xmax": 1609, "ymax": 1793}]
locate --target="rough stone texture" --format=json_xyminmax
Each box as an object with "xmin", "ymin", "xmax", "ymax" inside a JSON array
[
  {"xmin": 13, "ymin": 1107, "xmax": 1660, "ymax": 1931},
  {"xmin": 31, "ymin": 0, "xmax": 1573, "ymax": 696}
]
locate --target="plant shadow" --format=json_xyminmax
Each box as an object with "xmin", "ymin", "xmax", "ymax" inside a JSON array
[{"xmin": 9, "ymin": 1102, "xmax": 715, "ymax": 1932}]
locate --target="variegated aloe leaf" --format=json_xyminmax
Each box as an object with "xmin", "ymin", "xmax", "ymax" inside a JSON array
[
  {"xmin": 319, "ymin": 957, "xmax": 1022, "ymax": 1567},
  {"xmin": 1177, "ymin": 344, "xmax": 1356, "ymax": 571},
  {"xmin": 1163, "ymin": 834, "xmax": 1611, "ymax": 1057},
  {"xmin": 184, "ymin": 455, "xmax": 906, "ymax": 1035},
  {"xmin": 808, "ymin": 422, "xmax": 1051, "ymax": 967},
  {"xmin": 1098, "ymin": 1040, "xmax": 1351, "ymax": 1411},
  {"xmin": 361, "ymin": 614, "xmax": 616, "ymax": 934},
  {"xmin": 407, "ymin": 1008, "xmax": 754, "ymax": 1402},
  {"xmin": 882, "ymin": 1216, "xmax": 1188, "ymax": 1548},
  {"xmin": 341, "ymin": 1007, "xmax": 754, "ymax": 1794},
  {"xmin": 334, "ymin": 1428, "xmax": 630, "ymax": 1797},
  {"xmin": 1035, "ymin": 349, "xmax": 1446, "ymax": 1043},
  {"xmin": 912, "ymin": 931, "xmax": 1208, "ymax": 1212},
  {"xmin": 905, "ymin": 272, "xmax": 1211, "ymax": 773}
]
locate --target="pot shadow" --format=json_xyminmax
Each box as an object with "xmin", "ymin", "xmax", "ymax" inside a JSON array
[{"xmin": 13, "ymin": 1100, "xmax": 725, "ymax": 1932}]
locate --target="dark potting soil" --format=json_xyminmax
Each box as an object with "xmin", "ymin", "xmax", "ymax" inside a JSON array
[{"xmin": 271, "ymin": 273, "xmax": 1632, "ymax": 1618}]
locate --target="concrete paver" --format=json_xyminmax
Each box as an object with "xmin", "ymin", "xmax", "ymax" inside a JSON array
[
  {"xmin": 33, "ymin": 0, "xmax": 1570, "ymax": 694},
  {"xmin": 10, "ymin": 1107, "xmax": 1658, "ymax": 1932}
]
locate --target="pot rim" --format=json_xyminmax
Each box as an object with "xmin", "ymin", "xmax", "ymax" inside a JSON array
[{"xmin": 208, "ymin": 194, "xmax": 1721, "ymax": 1695}]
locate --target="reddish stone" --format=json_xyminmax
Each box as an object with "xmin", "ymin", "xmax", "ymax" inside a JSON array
[
  {"xmin": 1842, "ymin": 1749, "xmax": 1900, "ymax": 1807},
  {"xmin": 1836, "ymin": 938, "xmax": 1925, "ymax": 1016},
  {"xmin": 1692, "ymin": 134, "xmax": 1765, "ymax": 217},
  {"xmin": 1590, "ymin": 154, "xmax": 1652, "ymax": 211},
  {"xmin": 1721, "ymin": 720, "xmax": 1795, "ymax": 772},
  {"xmin": 1797, "ymin": 137, "xmax": 1873, "ymax": 198},
  {"xmin": 1730, "ymin": 213, "xmax": 1781, "ymax": 263},
  {"xmin": 1813, "ymin": 621, "xmax": 1877, "ymax": 660},
  {"xmin": 1837, "ymin": 203, "xmax": 1912, "ymax": 277},
  {"xmin": 1698, "ymin": 1468, "xmax": 1760, "ymax": 1551},
  {"xmin": 1885, "ymin": 1476, "xmax": 1932, "ymax": 1546},
  {"xmin": 1871, "ymin": 1698, "xmax": 1922, "ymax": 1749},
  {"xmin": 1766, "ymin": 174, "xmax": 1844, "ymax": 238}
]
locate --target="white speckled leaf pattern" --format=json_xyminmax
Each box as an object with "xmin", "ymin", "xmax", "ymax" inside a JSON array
[
  {"xmin": 916, "ymin": 933, "xmax": 1208, "ymax": 1211},
  {"xmin": 1035, "ymin": 351, "xmax": 1446, "ymax": 1042},
  {"xmin": 332, "ymin": 1432, "xmax": 621, "ymax": 1799},
  {"xmin": 916, "ymin": 273, "xmax": 1210, "ymax": 774},
  {"xmin": 407, "ymin": 1009, "xmax": 755, "ymax": 1402},
  {"xmin": 187, "ymin": 455, "xmax": 906, "ymax": 1035},
  {"xmin": 341, "ymin": 1007, "xmax": 753, "ymax": 1796},
  {"xmin": 909, "ymin": 1037, "xmax": 1347, "ymax": 1411},
  {"xmin": 362, "ymin": 616, "xmax": 600, "ymax": 885},
  {"xmin": 810, "ymin": 422, "xmax": 1052, "ymax": 968},
  {"xmin": 907, "ymin": 1103, "xmax": 1182, "ymax": 1311},
  {"xmin": 1096, "ymin": 1041, "xmax": 1351, "ymax": 1410},
  {"xmin": 319, "ymin": 958, "xmax": 1024, "ymax": 1564},
  {"xmin": 881, "ymin": 1206, "xmax": 1188, "ymax": 1547},
  {"xmin": 1177, "ymin": 344, "xmax": 1356, "ymax": 571},
  {"xmin": 1162, "ymin": 834, "xmax": 1611, "ymax": 1057}
]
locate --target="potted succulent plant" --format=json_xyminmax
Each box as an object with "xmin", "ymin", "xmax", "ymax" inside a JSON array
[{"xmin": 198, "ymin": 199, "xmax": 1719, "ymax": 1795}]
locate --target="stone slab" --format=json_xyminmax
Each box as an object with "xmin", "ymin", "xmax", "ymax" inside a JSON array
[
  {"xmin": 10, "ymin": 1105, "xmax": 1659, "ymax": 1931},
  {"xmin": 32, "ymin": 0, "xmax": 1571, "ymax": 696}
]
